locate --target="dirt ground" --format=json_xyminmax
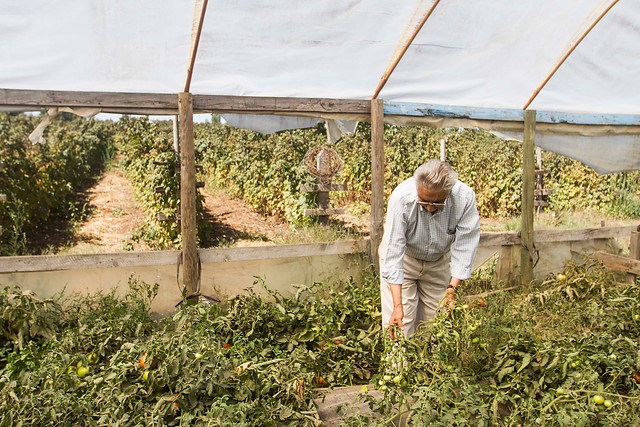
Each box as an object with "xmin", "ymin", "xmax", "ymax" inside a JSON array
[{"xmin": 55, "ymin": 166, "xmax": 291, "ymax": 254}]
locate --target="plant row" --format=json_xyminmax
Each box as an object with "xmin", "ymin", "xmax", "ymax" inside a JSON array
[
  {"xmin": 197, "ymin": 121, "xmax": 640, "ymax": 221},
  {"xmin": 115, "ymin": 116, "xmax": 210, "ymax": 249},
  {"xmin": 0, "ymin": 112, "xmax": 115, "ymax": 255},
  {"xmin": 4, "ymin": 114, "xmax": 639, "ymax": 252},
  {"xmin": 1, "ymin": 259, "xmax": 639, "ymax": 425}
]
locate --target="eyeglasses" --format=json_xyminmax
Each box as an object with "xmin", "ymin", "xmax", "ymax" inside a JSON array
[{"xmin": 416, "ymin": 200, "xmax": 447, "ymax": 209}]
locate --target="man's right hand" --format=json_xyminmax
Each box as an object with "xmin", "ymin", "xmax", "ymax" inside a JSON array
[{"xmin": 388, "ymin": 305, "xmax": 404, "ymax": 339}]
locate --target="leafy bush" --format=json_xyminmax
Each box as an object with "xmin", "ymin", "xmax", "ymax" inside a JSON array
[
  {"xmin": 196, "ymin": 121, "xmax": 640, "ymax": 224},
  {"xmin": 116, "ymin": 116, "xmax": 210, "ymax": 249},
  {"xmin": 0, "ymin": 112, "xmax": 115, "ymax": 255},
  {"xmin": 1, "ymin": 261, "xmax": 639, "ymax": 426},
  {"xmin": 196, "ymin": 123, "xmax": 324, "ymax": 225}
]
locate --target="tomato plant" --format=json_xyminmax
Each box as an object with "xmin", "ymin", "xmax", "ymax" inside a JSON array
[{"xmin": 1, "ymin": 258, "xmax": 639, "ymax": 426}]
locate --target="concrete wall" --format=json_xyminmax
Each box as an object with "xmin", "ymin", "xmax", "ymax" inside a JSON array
[{"xmin": 1, "ymin": 226, "xmax": 637, "ymax": 315}]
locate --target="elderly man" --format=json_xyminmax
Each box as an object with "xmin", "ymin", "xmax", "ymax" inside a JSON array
[{"xmin": 379, "ymin": 159, "xmax": 480, "ymax": 338}]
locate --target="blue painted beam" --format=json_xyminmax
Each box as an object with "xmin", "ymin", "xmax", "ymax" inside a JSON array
[{"xmin": 384, "ymin": 101, "xmax": 640, "ymax": 126}]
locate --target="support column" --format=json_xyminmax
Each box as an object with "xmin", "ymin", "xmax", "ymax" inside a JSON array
[
  {"xmin": 179, "ymin": 92, "xmax": 198, "ymax": 295},
  {"xmin": 520, "ymin": 110, "xmax": 536, "ymax": 286},
  {"xmin": 628, "ymin": 226, "xmax": 640, "ymax": 283},
  {"xmin": 370, "ymin": 99, "xmax": 385, "ymax": 273}
]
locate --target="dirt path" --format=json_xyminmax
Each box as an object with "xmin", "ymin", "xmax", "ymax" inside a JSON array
[
  {"xmin": 66, "ymin": 167, "xmax": 148, "ymax": 253},
  {"xmin": 60, "ymin": 165, "xmax": 287, "ymax": 254}
]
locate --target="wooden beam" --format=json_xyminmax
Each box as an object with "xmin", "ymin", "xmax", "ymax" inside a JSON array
[
  {"xmin": 372, "ymin": 0, "xmax": 441, "ymax": 99},
  {"xmin": 0, "ymin": 251, "xmax": 182, "ymax": 273},
  {"xmin": 193, "ymin": 94, "xmax": 371, "ymax": 116},
  {"xmin": 628, "ymin": 227, "xmax": 640, "ymax": 282},
  {"xmin": 370, "ymin": 99, "xmax": 385, "ymax": 273},
  {"xmin": 300, "ymin": 183, "xmax": 347, "ymax": 192},
  {"xmin": 0, "ymin": 88, "xmax": 177, "ymax": 111},
  {"xmin": 2, "ymin": 227, "xmax": 637, "ymax": 274},
  {"xmin": 520, "ymin": 110, "xmax": 536, "ymax": 285},
  {"xmin": 523, "ymin": 0, "xmax": 620, "ymax": 110},
  {"xmin": 2, "ymin": 88, "xmax": 639, "ymax": 127},
  {"xmin": 594, "ymin": 251, "xmax": 640, "ymax": 276},
  {"xmin": 0, "ymin": 240, "xmax": 367, "ymax": 273},
  {"xmin": 184, "ymin": 0, "xmax": 209, "ymax": 93},
  {"xmin": 179, "ymin": 92, "xmax": 199, "ymax": 296},
  {"xmin": 532, "ymin": 225, "xmax": 638, "ymax": 243},
  {"xmin": 303, "ymin": 208, "xmax": 345, "ymax": 216}
]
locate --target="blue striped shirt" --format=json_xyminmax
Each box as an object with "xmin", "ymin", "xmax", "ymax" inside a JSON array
[{"xmin": 380, "ymin": 178, "xmax": 480, "ymax": 284}]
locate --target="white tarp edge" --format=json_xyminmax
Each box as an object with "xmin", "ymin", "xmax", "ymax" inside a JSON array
[{"xmin": 221, "ymin": 114, "xmax": 357, "ymax": 143}]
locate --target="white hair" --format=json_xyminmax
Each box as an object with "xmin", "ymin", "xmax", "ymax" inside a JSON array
[{"xmin": 413, "ymin": 159, "xmax": 457, "ymax": 193}]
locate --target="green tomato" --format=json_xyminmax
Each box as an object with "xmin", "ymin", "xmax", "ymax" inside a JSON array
[
  {"xmin": 142, "ymin": 370, "xmax": 150, "ymax": 381},
  {"xmin": 383, "ymin": 375, "xmax": 392, "ymax": 382},
  {"xmin": 634, "ymin": 314, "xmax": 640, "ymax": 321},
  {"xmin": 393, "ymin": 375, "xmax": 402, "ymax": 384},
  {"xmin": 556, "ymin": 273, "xmax": 567, "ymax": 281},
  {"xmin": 472, "ymin": 337, "xmax": 480, "ymax": 344},
  {"xmin": 77, "ymin": 366, "xmax": 90, "ymax": 378},
  {"xmin": 603, "ymin": 399, "xmax": 613, "ymax": 408},
  {"xmin": 592, "ymin": 395, "xmax": 605, "ymax": 405}
]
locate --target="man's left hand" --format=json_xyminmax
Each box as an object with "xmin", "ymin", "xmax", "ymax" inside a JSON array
[{"xmin": 437, "ymin": 287, "xmax": 457, "ymax": 313}]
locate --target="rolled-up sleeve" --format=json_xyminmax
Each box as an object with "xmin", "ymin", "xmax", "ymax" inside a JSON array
[
  {"xmin": 450, "ymin": 189, "xmax": 480, "ymax": 280},
  {"xmin": 380, "ymin": 196, "xmax": 408, "ymax": 284}
]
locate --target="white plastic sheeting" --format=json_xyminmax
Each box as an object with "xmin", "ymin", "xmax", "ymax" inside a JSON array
[{"xmin": 1, "ymin": 1, "xmax": 639, "ymax": 172}]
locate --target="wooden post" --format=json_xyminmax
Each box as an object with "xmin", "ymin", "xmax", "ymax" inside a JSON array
[
  {"xmin": 370, "ymin": 99, "xmax": 385, "ymax": 273},
  {"xmin": 178, "ymin": 92, "xmax": 198, "ymax": 296},
  {"xmin": 440, "ymin": 137, "xmax": 447, "ymax": 161},
  {"xmin": 520, "ymin": 110, "xmax": 536, "ymax": 286},
  {"xmin": 172, "ymin": 115, "xmax": 180, "ymax": 156},
  {"xmin": 628, "ymin": 225, "xmax": 640, "ymax": 283},
  {"xmin": 0, "ymin": 193, "xmax": 5, "ymax": 236},
  {"xmin": 317, "ymin": 190, "xmax": 330, "ymax": 224}
]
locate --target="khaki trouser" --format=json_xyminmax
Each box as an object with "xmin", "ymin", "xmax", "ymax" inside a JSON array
[{"xmin": 380, "ymin": 251, "xmax": 451, "ymax": 337}]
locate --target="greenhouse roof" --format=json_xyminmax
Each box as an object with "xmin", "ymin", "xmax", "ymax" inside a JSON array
[{"xmin": 1, "ymin": 0, "xmax": 639, "ymax": 172}]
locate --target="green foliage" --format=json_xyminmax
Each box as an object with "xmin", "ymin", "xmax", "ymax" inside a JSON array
[
  {"xmin": 3, "ymin": 115, "xmax": 639, "ymax": 251},
  {"xmin": 0, "ymin": 275, "xmax": 380, "ymax": 426},
  {"xmin": 0, "ymin": 286, "xmax": 64, "ymax": 352},
  {"xmin": 346, "ymin": 259, "xmax": 640, "ymax": 426},
  {"xmin": 0, "ymin": 113, "xmax": 115, "ymax": 255},
  {"xmin": 116, "ymin": 116, "xmax": 210, "ymax": 249},
  {"xmin": 196, "ymin": 123, "xmax": 324, "ymax": 225},
  {"xmin": 2, "ymin": 261, "xmax": 639, "ymax": 425},
  {"xmin": 196, "ymin": 121, "xmax": 640, "ymax": 224}
]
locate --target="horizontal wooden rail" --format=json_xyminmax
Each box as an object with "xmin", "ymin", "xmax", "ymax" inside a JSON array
[
  {"xmin": 3, "ymin": 88, "xmax": 640, "ymax": 126},
  {"xmin": 0, "ymin": 240, "xmax": 369, "ymax": 273},
  {"xmin": 0, "ymin": 89, "xmax": 370, "ymax": 117},
  {"xmin": 594, "ymin": 251, "xmax": 640, "ymax": 275},
  {"xmin": 1, "ymin": 225, "xmax": 636, "ymax": 274},
  {"xmin": 304, "ymin": 208, "xmax": 346, "ymax": 216}
]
